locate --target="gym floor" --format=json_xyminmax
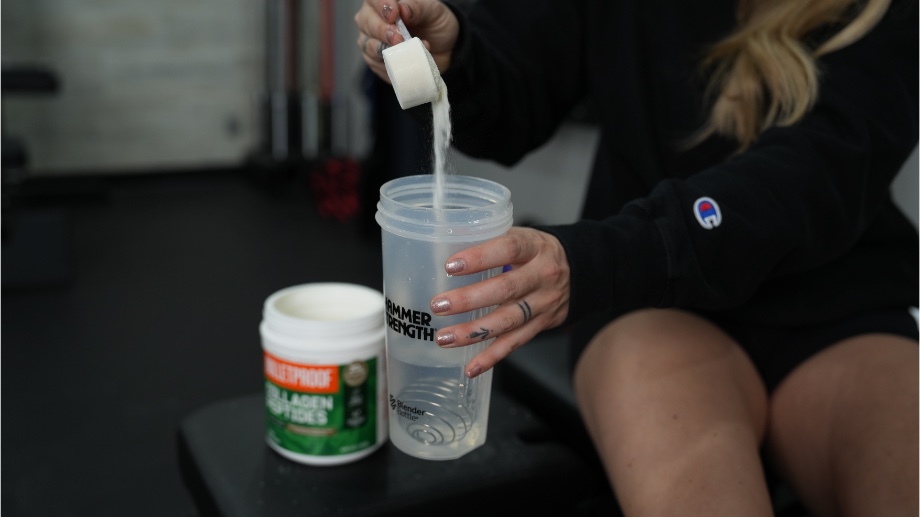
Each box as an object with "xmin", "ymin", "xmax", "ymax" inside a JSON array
[{"xmin": 2, "ymin": 169, "xmax": 385, "ymax": 516}]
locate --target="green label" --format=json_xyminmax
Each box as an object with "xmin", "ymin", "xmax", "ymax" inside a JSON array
[{"xmin": 265, "ymin": 358, "xmax": 377, "ymax": 456}]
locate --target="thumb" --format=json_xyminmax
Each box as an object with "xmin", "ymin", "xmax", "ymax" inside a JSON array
[
  {"xmin": 395, "ymin": 0, "xmax": 459, "ymax": 68},
  {"xmin": 397, "ymin": 0, "xmax": 453, "ymax": 35}
]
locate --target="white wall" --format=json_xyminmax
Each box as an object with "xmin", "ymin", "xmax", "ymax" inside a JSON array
[
  {"xmin": 891, "ymin": 146, "xmax": 919, "ymax": 228},
  {"xmin": 2, "ymin": 0, "xmax": 369, "ymax": 175},
  {"xmin": 452, "ymin": 124, "xmax": 598, "ymax": 225}
]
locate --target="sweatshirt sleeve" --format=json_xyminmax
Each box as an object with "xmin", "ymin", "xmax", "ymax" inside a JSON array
[
  {"xmin": 439, "ymin": 0, "xmax": 588, "ymax": 166},
  {"xmin": 541, "ymin": 1, "xmax": 918, "ymax": 323}
]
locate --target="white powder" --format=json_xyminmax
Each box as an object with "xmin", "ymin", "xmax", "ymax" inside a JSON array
[
  {"xmin": 431, "ymin": 82, "xmax": 451, "ymax": 211},
  {"xmin": 382, "ymin": 37, "xmax": 451, "ymax": 210}
]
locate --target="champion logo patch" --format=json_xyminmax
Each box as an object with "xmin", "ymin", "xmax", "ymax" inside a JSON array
[{"xmin": 693, "ymin": 197, "xmax": 722, "ymax": 230}]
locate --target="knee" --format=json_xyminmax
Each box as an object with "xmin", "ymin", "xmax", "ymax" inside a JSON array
[
  {"xmin": 574, "ymin": 308, "xmax": 736, "ymax": 388},
  {"xmin": 573, "ymin": 309, "xmax": 696, "ymax": 403},
  {"xmin": 766, "ymin": 336, "xmax": 918, "ymax": 516},
  {"xmin": 572, "ymin": 309, "xmax": 662, "ymax": 398},
  {"xmin": 773, "ymin": 335, "xmax": 918, "ymax": 413},
  {"xmin": 572, "ymin": 308, "xmax": 766, "ymax": 425}
]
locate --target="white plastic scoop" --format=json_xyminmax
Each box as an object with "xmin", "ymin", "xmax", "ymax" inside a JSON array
[{"xmin": 382, "ymin": 20, "xmax": 442, "ymax": 110}]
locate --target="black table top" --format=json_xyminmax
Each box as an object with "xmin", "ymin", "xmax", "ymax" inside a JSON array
[{"xmin": 179, "ymin": 389, "xmax": 602, "ymax": 517}]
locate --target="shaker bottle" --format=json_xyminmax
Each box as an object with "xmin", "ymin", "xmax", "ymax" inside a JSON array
[{"xmin": 376, "ymin": 175, "xmax": 513, "ymax": 460}]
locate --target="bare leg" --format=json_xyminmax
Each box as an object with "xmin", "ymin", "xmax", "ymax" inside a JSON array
[
  {"xmin": 767, "ymin": 334, "xmax": 918, "ymax": 517},
  {"xmin": 573, "ymin": 309, "xmax": 772, "ymax": 516}
]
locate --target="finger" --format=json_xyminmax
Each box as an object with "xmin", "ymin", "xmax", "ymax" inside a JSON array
[
  {"xmin": 357, "ymin": 34, "xmax": 391, "ymax": 64},
  {"xmin": 431, "ymin": 264, "xmax": 539, "ymax": 317},
  {"xmin": 435, "ymin": 302, "xmax": 518, "ymax": 347},
  {"xmin": 358, "ymin": 0, "xmax": 401, "ymax": 24},
  {"xmin": 356, "ymin": 34, "xmax": 371, "ymax": 58},
  {"xmin": 443, "ymin": 230, "xmax": 536, "ymax": 276},
  {"xmin": 464, "ymin": 323, "xmax": 543, "ymax": 378},
  {"xmin": 378, "ymin": 1, "xmax": 400, "ymax": 23},
  {"xmin": 354, "ymin": 4, "xmax": 405, "ymax": 51},
  {"xmin": 361, "ymin": 53, "xmax": 390, "ymax": 83},
  {"xmin": 435, "ymin": 298, "xmax": 540, "ymax": 348},
  {"xmin": 396, "ymin": 1, "xmax": 416, "ymax": 24},
  {"xmin": 397, "ymin": 0, "xmax": 448, "ymax": 34}
]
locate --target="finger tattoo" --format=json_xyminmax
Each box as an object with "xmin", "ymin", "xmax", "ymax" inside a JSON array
[
  {"xmin": 378, "ymin": 41, "xmax": 388, "ymax": 58},
  {"xmin": 468, "ymin": 328, "xmax": 490, "ymax": 341},
  {"xmin": 517, "ymin": 300, "xmax": 533, "ymax": 323},
  {"xmin": 361, "ymin": 36, "xmax": 371, "ymax": 55}
]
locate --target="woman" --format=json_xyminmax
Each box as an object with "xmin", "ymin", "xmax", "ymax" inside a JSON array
[{"xmin": 355, "ymin": 0, "xmax": 918, "ymax": 514}]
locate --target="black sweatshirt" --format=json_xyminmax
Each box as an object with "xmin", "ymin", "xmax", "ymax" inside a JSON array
[{"xmin": 437, "ymin": 0, "xmax": 918, "ymax": 329}]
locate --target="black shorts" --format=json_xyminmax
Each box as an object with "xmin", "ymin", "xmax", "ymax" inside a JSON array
[{"xmin": 570, "ymin": 308, "xmax": 919, "ymax": 393}]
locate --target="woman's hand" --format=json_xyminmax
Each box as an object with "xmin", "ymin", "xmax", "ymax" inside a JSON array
[
  {"xmin": 429, "ymin": 227, "xmax": 571, "ymax": 378},
  {"xmin": 354, "ymin": 0, "xmax": 459, "ymax": 83}
]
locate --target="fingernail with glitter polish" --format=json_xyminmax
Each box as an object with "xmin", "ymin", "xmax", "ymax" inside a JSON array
[
  {"xmin": 445, "ymin": 259, "xmax": 466, "ymax": 274},
  {"xmin": 467, "ymin": 364, "xmax": 483, "ymax": 379},
  {"xmin": 385, "ymin": 29, "xmax": 395, "ymax": 44},
  {"xmin": 381, "ymin": 4, "xmax": 393, "ymax": 19},
  {"xmin": 431, "ymin": 298, "xmax": 450, "ymax": 313},
  {"xmin": 436, "ymin": 332, "xmax": 456, "ymax": 347}
]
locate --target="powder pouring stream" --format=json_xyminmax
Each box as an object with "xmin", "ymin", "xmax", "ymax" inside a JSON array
[{"xmin": 382, "ymin": 33, "xmax": 451, "ymax": 209}]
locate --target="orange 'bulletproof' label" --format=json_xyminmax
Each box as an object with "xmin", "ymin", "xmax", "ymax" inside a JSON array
[{"xmin": 264, "ymin": 352, "xmax": 339, "ymax": 394}]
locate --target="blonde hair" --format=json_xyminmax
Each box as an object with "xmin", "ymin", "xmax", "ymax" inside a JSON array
[{"xmin": 698, "ymin": 0, "xmax": 890, "ymax": 150}]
